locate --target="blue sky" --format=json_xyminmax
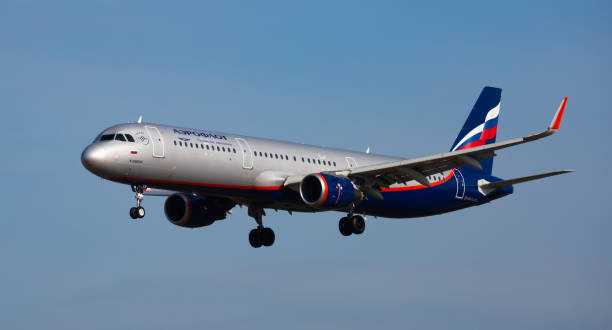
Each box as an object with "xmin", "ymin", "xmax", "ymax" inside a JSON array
[{"xmin": 1, "ymin": 1, "xmax": 610, "ymax": 329}]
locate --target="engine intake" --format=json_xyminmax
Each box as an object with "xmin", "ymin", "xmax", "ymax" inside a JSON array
[
  {"xmin": 300, "ymin": 173, "xmax": 360, "ymax": 208},
  {"xmin": 164, "ymin": 193, "xmax": 234, "ymax": 228}
]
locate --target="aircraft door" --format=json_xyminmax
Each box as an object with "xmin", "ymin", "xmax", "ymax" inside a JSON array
[
  {"xmin": 453, "ymin": 169, "xmax": 465, "ymax": 199},
  {"xmin": 235, "ymin": 138, "xmax": 253, "ymax": 169},
  {"xmin": 345, "ymin": 157, "xmax": 358, "ymax": 169},
  {"xmin": 145, "ymin": 126, "xmax": 165, "ymax": 158}
]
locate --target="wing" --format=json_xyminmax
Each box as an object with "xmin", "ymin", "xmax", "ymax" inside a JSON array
[{"xmin": 284, "ymin": 98, "xmax": 568, "ymax": 197}]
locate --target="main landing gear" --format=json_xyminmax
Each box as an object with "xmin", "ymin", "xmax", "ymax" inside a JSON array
[
  {"xmin": 338, "ymin": 214, "xmax": 366, "ymax": 236},
  {"xmin": 247, "ymin": 206, "xmax": 275, "ymax": 248},
  {"xmin": 129, "ymin": 185, "xmax": 146, "ymax": 219}
]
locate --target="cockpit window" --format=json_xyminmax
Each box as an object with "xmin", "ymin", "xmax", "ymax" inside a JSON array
[
  {"xmin": 115, "ymin": 134, "xmax": 126, "ymax": 141},
  {"xmin": 125, "ymin": 134, "xmax": 135, "ymax": 142},
  {"xmin": 100, "ymin": 134, "xmax": 115, "ymax": 141}
]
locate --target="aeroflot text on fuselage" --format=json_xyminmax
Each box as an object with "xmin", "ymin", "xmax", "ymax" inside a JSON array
[{"xmin": 173, "ymin": 128, "xmax": 228, "ymax": 140}]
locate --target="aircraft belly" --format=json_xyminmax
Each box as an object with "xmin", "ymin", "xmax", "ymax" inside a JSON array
[{"xmin": 356, "ymin": 176, "xmax": 471, "ymax": 218}]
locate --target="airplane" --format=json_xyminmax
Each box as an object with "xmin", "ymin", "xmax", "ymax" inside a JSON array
[{"xmin": 81, "ymin": 87, "xmax": 572, "ymax": 248}]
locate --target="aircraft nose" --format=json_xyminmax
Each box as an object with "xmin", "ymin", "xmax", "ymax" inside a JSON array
[{"xmin": 81, "ymin": 144, "xmax": 106, "ymax": 173}]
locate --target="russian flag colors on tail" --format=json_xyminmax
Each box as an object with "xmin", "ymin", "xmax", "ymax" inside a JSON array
[{"xmin": 450, "ymin": 87, "xmax": 502, "ymax": 175}]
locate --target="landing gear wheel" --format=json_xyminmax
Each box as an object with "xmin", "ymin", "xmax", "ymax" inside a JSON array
[
  {"xmin": 261, "ymin": 227, "xmax": 275, "ymax": 246},
  {"xmin": 247, "ymin": 206, "xmax": 275, "ymax": 248},
  {"xmin": 339, "ymin": 217, "xmax": 352, "ymax": 236},
  {"xmin": 249, "ymin": 229, "xmax": 262, "ymax": 248},
  {"xmin": 129, "ymin": 207, "xmax": 138, "ymax": 219},
  {"xmin": 129, "ymin": 184, "xmax": 146, "ymax": 219},
  {"xmin": 350, "ymin": 215, "xmax": 366, "ymax": 234}
]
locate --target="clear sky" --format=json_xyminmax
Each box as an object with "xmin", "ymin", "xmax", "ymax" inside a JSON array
[{"xmin": 1, "ymin": 1, "xmax": 610, "ymax": 329}]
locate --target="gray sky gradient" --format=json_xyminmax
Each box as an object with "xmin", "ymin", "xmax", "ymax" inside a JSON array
[{"xmin": 1, "ymin": 1, "xmax": 610, "ymax": 329}]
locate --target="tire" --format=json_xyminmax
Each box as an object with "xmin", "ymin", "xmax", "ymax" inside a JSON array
[
  {"xmin": 249, "ymin": 229, "xmax": 262, "ymax": 248},
  {"xmin": 339, "ymin": 217, "xmax": 352, "ymax": 236},
  {"xmin": 351, "ymin": 215, "xmax": 365, "ymax": 235},
  {"xmin": 129, "ymin": 207, "xmax": 138, "ymax": 219},
  {"xmin": 262, "ymin": 227, "xmax": 275, "ymax": 247},
  {"xmin": 137, "ymin": 207, "xmax": 146, "ymax": 218}
]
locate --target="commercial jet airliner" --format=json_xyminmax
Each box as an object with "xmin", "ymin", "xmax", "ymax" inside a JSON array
[{"xmin": 81, "ymin": 87, "xmax": 571, "ymax": 248}]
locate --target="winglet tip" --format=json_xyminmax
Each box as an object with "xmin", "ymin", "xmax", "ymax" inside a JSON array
[{"xmin": 549, "ymin": 97, "xmax": 567, "ymax": 131}]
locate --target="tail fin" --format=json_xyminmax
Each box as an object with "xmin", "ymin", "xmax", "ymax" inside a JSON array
[{"xmin": 450, "ymin": 86, "xmax": 502, "ymax": 175}]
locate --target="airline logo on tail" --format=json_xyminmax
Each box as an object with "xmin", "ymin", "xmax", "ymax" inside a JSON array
[{"xmin": 452, "ymin": 103, "xmax": 500, "ymax": 151}]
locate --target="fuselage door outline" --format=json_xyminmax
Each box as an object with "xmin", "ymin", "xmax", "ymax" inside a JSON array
[
  {"xmin": 345, "ymin": 157, "xmax": 358, "ymax": 169},
  {"xmin": 454, "ymin": 168, "xmax": 466, "ymax": 199},
  {"xmin": 236, "ymin": 138, "xmax": 254, "ymax": 170},
  {"xmin": 145, "ymin": 126, "xmax": 165, "ymax": 158}
]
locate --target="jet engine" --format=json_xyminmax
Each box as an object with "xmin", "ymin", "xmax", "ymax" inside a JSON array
[
  {"xmin": 299, "ymin": 173, "xmax": 361, "ymax": 208},
  {"xmin": 164, "ymin": 193, "xmax": 235, "ymax": 228}
]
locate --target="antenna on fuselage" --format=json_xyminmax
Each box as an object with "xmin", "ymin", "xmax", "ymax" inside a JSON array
[
  {"xmin": 137, "ymin": 115, "xmax": 142, "ymax": 124},
  {"xmin": 366, "ymin": 147, "xmax": 370, "ymax": 154}
]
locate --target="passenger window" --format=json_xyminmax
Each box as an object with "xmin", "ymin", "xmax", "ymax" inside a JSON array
[
  {"xmin": 125, "ymin": 134, "xmax": 135, "ymax": 142},
  {"xmin": 233, "ymin": 148, "xmax": 236, "ymax": 153},
  {"xmin": 317, "ymin": 159, "xmax": 321, "ymax": 164},
  {"xmin": 179, "ymin": 141, "xmax": 183, "ymax": 146},
  {"xmin": 333, "ymin": 161, "xmax": 337, "ymax": 166},
  {"xmin": 302, "ymin": 157, "xmax": 305, "ymax": 162},
  {"xmin": 265, "ymin": 152, "xmax": 268, "ymax": 157},
  {"xmin": 259, "ymin": 152, "xmax": 263, "ymax": 157},
  {"xmin": 254, "ymin": 151, "xmax": 257, "ymax": 156},
  {"xmin": 195, "ymin": 144, "xmax": 199, "ymax": 149},
  {"xmin": 201, "ymin": 144, "xmax": 204, "ymax": 149},
  {"xmin": 174, "ymin": 141, "xmax": 177, "ymax": 146},
  {"xmin": 275, "ymin": 154, "xmax": 278, "ymax": 159},
  {"xmin": 293, "ymin": 156, "xmax": 296, "ymax": 161},
  {"xmin": 100, "ymin": 134, "xmax": 114, "ymax": 141},
  {"xmin": 222, "ymin": 147, "xmax": 226, "ymax": 152},
  {"xmin": 307, "ymin": 159, "xmax": 311, "ymax": 163},
  {"xmin": 190, "ymin": 143, "xmax": 193, "ymax": 147}
]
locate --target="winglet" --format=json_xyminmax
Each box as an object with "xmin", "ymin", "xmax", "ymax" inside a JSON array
[{"xmin": 549, "ymin": 97, "xmax": 567, "ymax": 131}]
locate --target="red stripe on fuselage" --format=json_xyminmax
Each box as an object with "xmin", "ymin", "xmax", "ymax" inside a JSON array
[
  {"xmin": 381, "ymin": 170, "xmax": 455, "ymax": 192},
  {"xmin": 107, "ymin": 176, "xmax": 282, "ymax": 191},
  {"xmin": 111, "ymin": 169, "xmax": 456, "ymax": 196}
]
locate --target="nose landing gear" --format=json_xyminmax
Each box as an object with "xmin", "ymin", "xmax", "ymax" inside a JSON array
[{"xmin": 129, "ymin": 185, "xmax": 146, "ymax": 219}]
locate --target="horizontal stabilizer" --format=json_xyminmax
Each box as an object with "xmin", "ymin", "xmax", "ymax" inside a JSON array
[{"xmin": 479, "ymin": 170, "xmax": 574, "ymax": 190}]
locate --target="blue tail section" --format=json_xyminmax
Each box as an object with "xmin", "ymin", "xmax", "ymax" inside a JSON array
[{"xmin": 450, "ymin": 87, "xmax": 502, "ymax": 175}]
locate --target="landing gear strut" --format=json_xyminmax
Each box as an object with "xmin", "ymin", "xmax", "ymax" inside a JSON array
[
  {"xmin": 247, "ymin": 206, "xmax": 275, "ymax": 248},
  {"xmin": 129, "ymin": 185, "xmax": 146, "ymax": 219},
  {"xmin": 339, "ymin": 207, "xmax": 365, "ymax": 236}
]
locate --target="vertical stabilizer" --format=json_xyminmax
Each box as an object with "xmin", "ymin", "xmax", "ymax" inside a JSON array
[{"xmin": 450, "ymin": 87, "xmax": 502, "ymax": 175}]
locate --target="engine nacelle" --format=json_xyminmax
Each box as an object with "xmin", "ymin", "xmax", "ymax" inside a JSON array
[
  {"xmin": 300, "ymin": 173, "xmax": 360, "ymax": 208},
  {"xmin": 164, "ymin": 193, "xmax": 234, "ymax": 228}
]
